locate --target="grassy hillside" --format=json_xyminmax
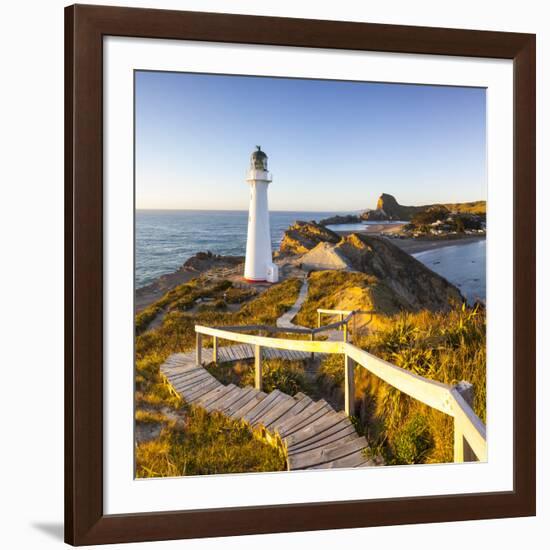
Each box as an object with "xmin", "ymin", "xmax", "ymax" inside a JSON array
[
  {"xmin": 318, "ymin": 304, "xmax": 486, "ymax": 464},
  {"xmin": 294, "ymin": 270, "xmax": 404, "ymax": 330},
  {"xmin": 135, "ymin": 268, "xmax": 485, "ymax": 471},
  {"xmin": 442, "ymin": 200, "xmax": 486, "ymax": 215},
  {"xmin": 135, "ymin": 277, "xmax": 302, "ymax": 477}
]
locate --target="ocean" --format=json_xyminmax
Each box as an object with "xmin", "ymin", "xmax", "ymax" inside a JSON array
[
  {"xmin": 136, "ymin": 210, "xmax": 486, "ymax": 303},
  {"xmin": 135, "ymin": 210, "xmax": 336, "ymax": 286},
  {"xmin": 413, "ymin": 240, "xmax": 486, "ymax": 304}
]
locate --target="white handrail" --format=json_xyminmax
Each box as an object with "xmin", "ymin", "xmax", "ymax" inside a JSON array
[
  {"xmin": 194, "ymin": 324, "xmax": 487, "ymax": 462},
  {"xmin": 343, "ymin": 343, "xmax": 452, "ymax": 415}
]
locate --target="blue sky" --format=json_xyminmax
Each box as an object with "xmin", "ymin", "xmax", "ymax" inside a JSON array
[{"xmin": 135, "ymin": 71, "xmax": 486, "ymax": 212}]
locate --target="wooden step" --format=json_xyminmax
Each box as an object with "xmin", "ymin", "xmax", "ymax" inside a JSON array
[
  {"xmin": 200, "ymin": 384, "xmax": 237, "ymax": 410},
  {"xmin": 205, "ymin": 386, "xmax": 242, "ymax": 412},
  {"xmin": 288, "ymin": 437, "xmax": 368, "ymax": 470},
  {"xmin": 277, "ymin": 401, "xmax": 333, "ymax": 438},
  {"xmin": 288, "ymin": 427, "xmax": 358, "ymax": 457},
  {"xmin": 264, "ymin": 394, "xmax": 313, "ymax": 429},
  {"xmin": 219, "ymin": 387, "xmax": 255, "ymax": 414},
  {"xmin": 193, "ymin": 384, "xmax": 228, "ymax": 407},
  {"xmin": 184, "ymin": 379, "xmax": 221, "ymax": 402},
  {"xmin": 209, "ymin": 386, "xmax": 248, "ymax": 413},
  {"xmin": 309, "ymin": 450, "xmax": 373, "ymax": 469},
  {"xmin": 252, "ymin": 394, "xmax": 296, "ymax": 428},
  {"xmin": 243, "ymin": 390, "xmax": 285, "ymax": 424},
  {"xmin": 229, "ymin": 390, "xmax": 267, "ymax": 419},
  {"xmin": 286, "ymin": 413, "xmax": 350, "ymax": 450},
  {"xmin": 159, "ymin": 353, "xmax": 372, "ymax": 472}
]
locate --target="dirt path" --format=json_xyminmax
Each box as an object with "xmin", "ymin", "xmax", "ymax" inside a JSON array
[{"xmin": 276, "ymin": 277, "xmax": 309, "ymax": 329}]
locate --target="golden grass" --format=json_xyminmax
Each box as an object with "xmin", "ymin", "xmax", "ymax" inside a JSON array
[
  {"xmin": 135, "ymin": 406, "xmax": 286, "ymax": 477},
  {"xmin": 319, "ymin": 304, "xmax": 486, "ymax": 465},
  {"xmin": 134, "ymin": 278, "xmax": 302, "ymax": 477},
  {"xmin": 294, "ymin": 271, "xmax": 403, "ymax": 331}
]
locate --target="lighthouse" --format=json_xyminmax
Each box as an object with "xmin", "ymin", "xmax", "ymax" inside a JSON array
[{"xmin": 244, "ymin": 146, "xmax": 279, "ymax": 283}]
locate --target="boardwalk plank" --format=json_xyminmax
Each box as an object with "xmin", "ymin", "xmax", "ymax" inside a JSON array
[
  {"xmin": 286, "ymin": 413, "xmax": 349, "ymax": 449},
  {"xmin": 159, "ymin": 350, "xmax": 372, "ymax": 472},
  {"xmin": 168, "ymin": 368, "xmax": 207, "ymax": 384},
  {"xmin": 184, "ymin": 379, "xmax": 221, "ymax": 402},
  {"xmin": 276, "ymin": 400, "xmax": 332, "ymax": 437},
  {"xmin": 250, "ymin": 393, "xmax": 292, "ymax": 425},
  {"xmin": 288, "ymin": 437, "xmax": 368, "ymax": 470},
  {"xmin": 229, "ymin": 391, "xmax": 267, "ymax": 419},
  {"xmin": 209, "ymin": 387, "xmax": 247, "ymax": 413},
  {"xmin": 265, "ymin": 395, "xmax": 313, "ymax": 429},
  {"xmin": 288, "ymin": 418, "xmax": 354, "ymax": 452},
  {"xmin": 308, "ymin": 449, "xmax": 372, "ymax": 469},
  {"xmin": 242, "ymin": 390, "xmax": 283, "ymax": 423},
  {"xmin": 205, "ymin": 386, "xmax": 242, "ymax": 412},
  {"xmin": 288, "ymin": 429, "xmax": 358, "ymax": 457},
  {"xmin": 219, "ymin": 388, "xmax": 255, "ymax": 414},
  {"xmin": 200, "ymin": 384, "xmax": 236, "ymax": 410},
  {"xmin": 173, "ymin": 371, "xmax": 212, "ymax": 392},
  {"xmin": 194, "ymin": 385, "xmax": 227, "ymax": 406},
  {"xmin": 271, "ymin": 400, "xmax": 323, "ymax": 434},
  {"xmin": 252, "ymin": 395, "xmax": 296, "ymax": 428}
]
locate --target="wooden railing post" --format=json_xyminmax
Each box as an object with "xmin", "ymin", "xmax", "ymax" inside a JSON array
[
  {"xmin": 453, "ymin": 381, "xmax": 476, "ymax": 462},
  {"xmin": 310, "ymin": 332, "xmax": 315, "ymax": 361},
  {"xmin": 196, "ymin": 333, "xmax": 202, "ymax": 366},
  {"xmin": 343, "ymin": 322, "xmax": 348, "ymax": 343},
  {"xmin": 212, "ymin": 335, "xmax": 218, "ymax": 363},
  {"xmin": 344, "ymin": 353, "xmax": 355, "ymax": 417},
  {"xmin": 254, "ymin": 344, "xmax": 262, "ymax": 390},
  {"xmin": 317, "ymin": 311, "xmax": 321, "ymax": 328}
]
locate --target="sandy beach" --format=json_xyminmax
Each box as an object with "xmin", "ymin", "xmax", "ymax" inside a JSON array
[
  {"xmin": 334, "ymin": 223, "xmax": 486, "ymax": 255},
  {"xmin": 389, "ymin": 235, "xmax": 486, "ymax": 255}
]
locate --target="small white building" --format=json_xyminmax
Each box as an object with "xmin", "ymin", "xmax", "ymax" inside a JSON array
[{"xmin": 244, "ymin": 146, "xmax": 279, "ymax": 283}]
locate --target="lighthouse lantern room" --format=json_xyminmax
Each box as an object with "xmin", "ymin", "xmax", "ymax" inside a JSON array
[{"xmin": 244, "ymin": 146, "xmax": 279, "ymax": 283}]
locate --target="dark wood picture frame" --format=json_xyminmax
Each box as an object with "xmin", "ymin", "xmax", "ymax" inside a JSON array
[{"xmin": 65, "ymin": 4, "xmax": 536, "ymax": 546}]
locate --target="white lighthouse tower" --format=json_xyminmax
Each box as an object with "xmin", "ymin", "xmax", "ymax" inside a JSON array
[{"xmin": 244, "ymin": 146, "xmax": 279, "ymax": 283}]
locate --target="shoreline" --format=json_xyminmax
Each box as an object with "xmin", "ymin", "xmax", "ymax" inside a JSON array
[
  {"xmin": 389, "ymin": 235, "xmax": 486, "ymax": 255},
  {"xmin": 136, "ymin": 233, "xmax": 486, "ymax": 312},
  {"xmin": 333, "ymin": 224, "xmax": 485, "ymax": 255}
]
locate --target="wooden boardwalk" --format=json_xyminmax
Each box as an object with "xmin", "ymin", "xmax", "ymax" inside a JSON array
[
  {"xmin": 161, "ymin": 351, "xmax": 372, "ymax": 470},
  {"xmin": 199, "ymin": 344, "xmax": 312, "ymax": 363}
]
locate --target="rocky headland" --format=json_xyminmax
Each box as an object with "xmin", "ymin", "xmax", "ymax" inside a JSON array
[
  {"xmin": 279, "ymin": 221, "xmax": 463, "ymax": 314},
  {"xmin": 137, "ymin": 206, "xmax": 476, "ymax": 316},
  {"xmin": 136, "ymin": 252, "xmax": 244, "ymax": 312},
  {"xmin": 361, "ymin": 193, "xmax": 486, "ymax": 222}
]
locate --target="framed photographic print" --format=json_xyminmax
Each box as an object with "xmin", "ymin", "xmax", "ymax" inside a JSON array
[{"xmin": 65, "ymin": 4, "xmax": 536, "ymax": 546}]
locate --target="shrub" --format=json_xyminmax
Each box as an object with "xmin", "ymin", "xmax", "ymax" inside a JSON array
[
  {"xmin": 354, "ymin": 305, "xmax": 485, "ymax": 464},
  {"xmin": 390, "ymin": 413, "xmax": 433, "ymax": 464},
  {"xmin": 241, "ymin": 359, "xmax": 311, "ymax": 396}
]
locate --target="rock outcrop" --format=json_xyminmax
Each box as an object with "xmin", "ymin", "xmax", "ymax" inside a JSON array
[
  {"xmin": 300, "ymin": 242, "xmax": 354, "ymax": 272},
  {"xmin": 335, "ymin": 233, "xmax": 463, "ymax": 311},
  {"xmin": 361, "ymin": 193, "xmax": 487, "ymax": 222},
  {"xmin": 318, "ymin": 214, "xmax": 361, "ymax": 226},
  {"xmin": 183, "ymin": 251, "xmax": 243, "ymax": 272},
  {"xmin": 280, "ymin": 221, "xmax": 463, "ymax": 312},
  {"xmin": 361, "ymin": 193, "xmax": 427, "ymax": 221},
  {"xmin": 279, "ymin": 221, "xmax": 340, "ymax": 255}
]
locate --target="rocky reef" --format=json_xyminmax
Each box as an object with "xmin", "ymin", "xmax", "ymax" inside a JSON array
[
  {"xmin": 318, "ymin": 214, "xmax": 361, "ymax": 226},
  {"xmin": 280, "ymin": 221, "xmax": 463, "ymax": 312}
]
